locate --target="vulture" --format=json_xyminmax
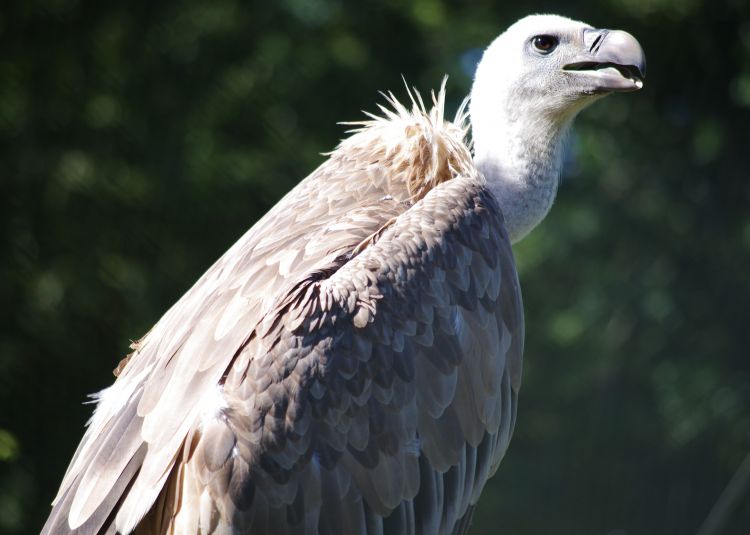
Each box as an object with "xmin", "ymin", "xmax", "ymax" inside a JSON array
[{"xmin": 43, "ymin": 14, "xmax": 645, "ymax": 535}]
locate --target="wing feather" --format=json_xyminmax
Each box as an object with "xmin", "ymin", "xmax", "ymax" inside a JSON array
[
  {"xmin": 44, "ymin": 95, "xmax": 523, "ymax": 534},
  {"xmin": 178, "ymin": 176, "xmax": 523, "ymax": 534}
]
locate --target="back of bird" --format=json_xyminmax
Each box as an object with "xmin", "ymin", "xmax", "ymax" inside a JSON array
[{"xmin": 42, "ymin": 84, "xmax": 524, "ymax": 535}]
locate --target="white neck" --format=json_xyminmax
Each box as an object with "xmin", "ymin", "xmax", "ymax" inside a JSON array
[{"xmin": 470, "ymin": 90, "xmax": 574, "ymax": 243}]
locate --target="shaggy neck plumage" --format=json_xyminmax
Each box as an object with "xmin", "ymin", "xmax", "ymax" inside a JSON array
[{"xmin": 470, "ymin": 91, "xmax": 574, "ymax": 243}]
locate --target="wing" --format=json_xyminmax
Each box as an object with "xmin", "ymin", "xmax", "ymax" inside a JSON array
[
  {"xmin": 42, "ymin": 152, "xmax": 413, "ymax": 534},
  {"xmin": 142, "ymin": 176, "xmax": 524, "ymax": 535},
  {"xmin": 42, "ymin": 93, "xmax": 523, "ymax": 535}
]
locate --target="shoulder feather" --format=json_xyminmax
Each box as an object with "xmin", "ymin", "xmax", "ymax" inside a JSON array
[{"xmin": 335, "ymin": 78, "xmax": 476, "ymax": 203}]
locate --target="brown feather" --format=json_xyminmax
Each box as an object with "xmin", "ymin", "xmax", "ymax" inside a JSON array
[{"xmin": 42, "ymin": 85, "xmax": 524, "ymax": 535}]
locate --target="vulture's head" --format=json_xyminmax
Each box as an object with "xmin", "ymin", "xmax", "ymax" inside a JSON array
[
  {"xmin": 472, "ymin": 14, "xmax": 645, "ymax": 124},
  {"xmin": 470, "ymin": 14, "xmax": 646, "ymax": 242}
]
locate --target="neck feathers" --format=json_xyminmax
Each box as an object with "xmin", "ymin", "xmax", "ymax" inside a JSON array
[
  {"xmin": 337, "ymin": 82, "xmax": 477, "ymax": 203},
  {"xmin": 470, "ymin": 90, "xmax": 573, "ymax": 243}
]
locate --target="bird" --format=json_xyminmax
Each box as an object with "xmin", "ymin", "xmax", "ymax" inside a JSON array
[{"xmin": 43, "ymin": 13, "xmax": 645, "ymax": 535}]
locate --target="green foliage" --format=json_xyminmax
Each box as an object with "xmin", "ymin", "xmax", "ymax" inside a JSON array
[{"xmin": 1, "ymin": 0, "xmax": 748, "ymax": 533}]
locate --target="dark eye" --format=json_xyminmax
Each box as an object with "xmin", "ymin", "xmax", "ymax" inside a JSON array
[{"xmin": 532, "ymin": 35, "xmax": 559, "ymax": 53}]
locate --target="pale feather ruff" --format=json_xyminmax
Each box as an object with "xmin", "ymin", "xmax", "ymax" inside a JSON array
[{"xmin": 337, "ymin": 78, "xmax": 477, "ymax": 202}]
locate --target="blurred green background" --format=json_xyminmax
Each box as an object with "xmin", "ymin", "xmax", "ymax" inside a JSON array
[{"xmin": 2, "ymin": 0, "xmax": 749, "ymax": 533}]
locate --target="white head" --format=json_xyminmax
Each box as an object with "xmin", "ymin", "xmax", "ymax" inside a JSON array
[{"xmin": 470, "ymin": 14, "xmax": 645, "ymax": 242}]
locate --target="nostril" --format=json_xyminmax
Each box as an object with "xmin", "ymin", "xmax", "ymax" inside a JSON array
[
  {"xmin": 583, "ymin": 28, "xmax": 611, "ymax": 55},
  {"xmin": 589, "ymin": 34, "xmax": 602, "ymax": 53}
]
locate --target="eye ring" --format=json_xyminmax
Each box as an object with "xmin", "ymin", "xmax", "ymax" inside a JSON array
[{"xmin": 532, "ymin": 35, "xmax": 559, "ymax": 53}]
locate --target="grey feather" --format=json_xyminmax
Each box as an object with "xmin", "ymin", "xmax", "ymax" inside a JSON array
[{"xmin": 43, "ymin": 83, "xmax": 524, "ymax": 535}]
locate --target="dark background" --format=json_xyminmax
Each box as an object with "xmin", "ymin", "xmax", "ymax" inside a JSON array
[{"xmin": 2, "ymin": 1, "xmax": 749, "ymax": 533}]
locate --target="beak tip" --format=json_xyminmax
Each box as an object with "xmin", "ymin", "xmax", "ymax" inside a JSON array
[{"xmin": 605, "ymin": 29, "xmax": 647, "ymax": 80}]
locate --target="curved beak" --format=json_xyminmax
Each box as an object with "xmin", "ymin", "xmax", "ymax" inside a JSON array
[{"xmin": 564, "ymin": 28, "xmax": 646, "ymax": 93}]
